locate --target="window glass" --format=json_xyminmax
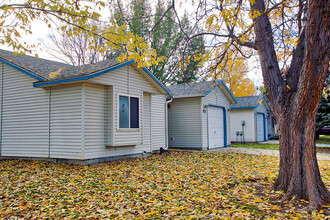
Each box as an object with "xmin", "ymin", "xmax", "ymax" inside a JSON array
[
  {"xmin": 130, "ymin": 97, "xmax": 139, "ymax": 128},
  {"xmin": 119, "ymin": 96, "xmax": 129, "ymax": 128}
]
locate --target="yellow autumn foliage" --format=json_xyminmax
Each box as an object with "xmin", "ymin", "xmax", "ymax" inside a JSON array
[{"xmin": 209, "ymin": 51, "xmax": 256, "ymax": 97}]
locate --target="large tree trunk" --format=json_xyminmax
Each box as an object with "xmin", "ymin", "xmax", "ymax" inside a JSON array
[
  {"xmin": 274, "ymin": 107, "xmax": 330, "ymax": 209},
  {"xmin": 251, "ymin": 0, "xmax": 330, "ymax": 209},
  {"xmin": 273, "ymin": 114, "xmax": 293, "ymax": 192}
]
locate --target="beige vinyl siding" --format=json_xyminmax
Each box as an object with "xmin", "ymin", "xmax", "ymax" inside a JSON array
[
  {"xmin": 0, "ymin": 64, "xmax": 3, "ymax": 154},
  {"xmin": 88, "ymin": 65, "xmax": 156, "ymax": 147},
  {"xmin": 168, "ymin": 97, "xmax": 202, "ymax": 148},
  {"xmin": 50, "ymin": 84, "xmax": 83, "ymax": 159},
  {"xmin": 151, "ymin": 95, "xmax": 166, "ymax": 151},
  {"xmin": 88, "ymin": 65, "xmax": 161, "ymax": 94},
  {"xmin": 1, "ymin": 64, "xmax": 49, "ymax": 157},
  {"xmin": 85, "ymin": 65, "xmax": 165, "ymax": 159},
  {"xmin": 104, "ymin": 85, "xmax": 112, "ymax": 146},
  {"xmin": 202, "ymin": 86, "xmax": 231, "ymax": 148},
  {"xmin": 143, "ymin": 93, "xmax": 151, "ymax": 152},
  {"xmin": 83, "ymin": 83, "xmax": 108, "ymax": 159},
  {"xmin": 230, "ymin": 109, "xmax": 255, "ymax": 142},
  {"xmin": 0, "ymin": 61, "xmax": 167, "ymax": 161}
]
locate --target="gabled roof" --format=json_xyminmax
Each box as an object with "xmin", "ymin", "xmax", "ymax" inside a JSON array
[
  {"xmin": 0, "ymin": 49, "xmax": 70, "ymax": 81},
  {"xmin": 231, "ymin": 95, "xmax": 270, "ymax": 111},
  {"xmin": 168, "ymin": 80, "xmax": 237, "ymax": 104},
  {"xmin": 0, "ymin": 49, "xmax": 172, "ymax": 97}
]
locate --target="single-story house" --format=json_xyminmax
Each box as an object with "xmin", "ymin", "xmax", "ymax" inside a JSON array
[
  {"xmin": 230, "ymin": 95, "xmax": 272, "ymax": 143},
  {"xmin": 0, "ymin": 49, "xmax": 172, "ymax": 164},
  {"xmin": 167, "ymin": 81, "xmax": 237, "ymax": 150}
]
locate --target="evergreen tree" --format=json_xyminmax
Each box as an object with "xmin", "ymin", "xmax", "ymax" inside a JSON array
[
  {"xmin": 316, "ymin": 71, "xmax": 330, "ymax": 137},
  {"xmin": 172, "ymin": 12, "xmax": 205, "ymax": 84},
  {"xmin": 130, "ymin": 0, "xmax": 152, "ymax": 42},
  {"xmin": 150, "ymin": 0, "xmax": 179, "ymax": 82},
  {"xmin": 109, "ymin": 0, "xmax": 205, "ymax": 84}
]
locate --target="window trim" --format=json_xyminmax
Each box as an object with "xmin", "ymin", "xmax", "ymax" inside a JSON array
[{"xmin": 117, "ymin": 94, "xmax": 140, "ymax": 130}]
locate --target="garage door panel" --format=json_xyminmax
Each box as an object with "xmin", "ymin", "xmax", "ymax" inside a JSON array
[
  {"xmin": 208, "ymin": 107, "xmax": 224, "ymax": 149},
  {"xmin": 257, "ymin": 113, "xmax": 264, "ymax": 142}
]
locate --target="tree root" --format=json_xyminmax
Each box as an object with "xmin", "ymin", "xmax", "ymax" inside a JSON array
[{"xmin": 299, "ymin": 205, "xmax": 318, "ymax": 213}]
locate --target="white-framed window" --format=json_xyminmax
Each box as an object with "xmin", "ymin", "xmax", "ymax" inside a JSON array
[{"xmin": 119, "ymin": 95, "xmax": 139, "ymax": 128}]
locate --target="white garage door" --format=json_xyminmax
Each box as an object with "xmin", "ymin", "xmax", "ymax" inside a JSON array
[
  {"xmin": 257, "ymin": 113, "xmax": 264, "ymax": 142},
  {"xmin": 208, "ymin": 107, "xmax": 224, "ymax": 149}
]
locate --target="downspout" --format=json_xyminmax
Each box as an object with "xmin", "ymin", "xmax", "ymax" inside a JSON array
[
  {"xmin": 48, "ymin": 88, "xmax": 51, "ymax": 158},
  {"xmin": 165, "ymin": 98, "xmax": 173, "ymax": 150},
  {"xmin": 263, "ymin": 113, "xmax": 266, "ymax": 141},
  {"xmin": 206, "ymin": 105, "xmax": 209, "ymax": 150}
]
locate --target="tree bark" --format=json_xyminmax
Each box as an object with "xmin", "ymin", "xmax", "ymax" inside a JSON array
[
  {"xmin": 251, "ymin": 0, "xmax": 330, "ymax": 209},
  {"xmin": 273, "ymin": 115, "xmax": 293, "ymax": 192}
]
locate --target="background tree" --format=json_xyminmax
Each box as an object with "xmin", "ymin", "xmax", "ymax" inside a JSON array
[
  {"xmin": 258, "ymin": 85, "xmax": 267, "ymax": 97},
  {"xmin": 209, "ymin": 50, "xmax": 256, "ymax": 96},
  {"xmin": 150, "ymin": 0, "xmax": 179, "ymax": 82},
  {"xmin": 43, "ymin": 23, "xmax": 108, "ymax": 66},
  {"xmin": 0, "ymin": 0, "xmax": 102, "ymax": 53},
  {"xmin": 316, "ymin": 71, "xmax": 330, "ymax": 137},
  {"xmin": 170, "ymin": 11, "xmax": 205, "ymax": 84},
  {"xmin": 130, "ymin": 0, "xmax": 152, "ymax": 42},
  {"xmin": 0, "ymin": 0, "xmax": 163, "ymax": 68},
  {"xmin": 108, "ymin": 0, "xmax": 205, "ymax": 84}
]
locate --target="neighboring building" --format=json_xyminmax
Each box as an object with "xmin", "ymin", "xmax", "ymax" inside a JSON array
[
  {"xmin": 0, "ymin": 49, "xmax": 172, "ymax": 164},
  {"xmin": 267, "ymin": 111, "xmax": 277, "ymax": 138},
  {"xmin": 167, "ymin": 81, "xmax": 237, "ymax": 150},
  {"xmin": 230, "ymin": 95, "xmax": 272, "ymax": 143}
]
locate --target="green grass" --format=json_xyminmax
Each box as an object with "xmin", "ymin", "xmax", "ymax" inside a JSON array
[
  {"xmin": 316, "ymin": 135, "xmax": 330, "ymax": 145},
  {"xmin": 231, "ymin": 143, "xmax": 279, "ymax": 150},
  {"xmin": 231, "ymin": 141, "xmax": 329, "ymax": 151}
]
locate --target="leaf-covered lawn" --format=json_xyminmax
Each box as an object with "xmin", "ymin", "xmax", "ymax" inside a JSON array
[{"xmin": 1, "ymin": 152, "xmax": 329, "ymax": 219}]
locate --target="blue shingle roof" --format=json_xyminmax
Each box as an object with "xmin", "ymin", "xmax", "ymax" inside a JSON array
[
  {"xmin": 168, "ymin": 81, "xmax": 222, "ymax": 97},
  {"xmin": 0, "ymin": 49, "xmax": 173, "ymax": 97},
  {"xmin": 0, "ymin": 49, "xmax": 118, "ymax": 80},
  {"xmin": 231, "ymin": 95, "xmax": 269, "ymax": 110}
]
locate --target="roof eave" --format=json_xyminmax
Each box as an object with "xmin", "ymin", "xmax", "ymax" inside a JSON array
[
  {"xmin": 33, "ymin": 60, "xmax": 173, "ymax": 98},
  {"xmin": 172, "ymin": 94, "xmax": 204, "ymax": 99},
  {"xmin": 141, "ymin": 67, "xmax": 173, "ymax": 98},
  {"xmin": 261, "ymin": 97, "xmax": 271, "ymax": 111},
  {"xmin": 231, "ymin": 106, "xmax": 257, "ymax": 110},
  {"xmin": 33, "ymin": 60, "xmax": 135, "ymax": 87},
  {"xmin": 204, "ymin": 80, "xmax": 237, "ymax": 104},
  {"xmin": 0, "ymin": 57, "xmax": 45, "ymax": 81}
]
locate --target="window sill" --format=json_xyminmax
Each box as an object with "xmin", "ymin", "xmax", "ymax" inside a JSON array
[
  {"xmin": 117, "ymin": 128, "xmax": 140, "ymax": 132},
  {"xmin": 105, "ymin": 144, "xmax": 136, "ymax": 149}
]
